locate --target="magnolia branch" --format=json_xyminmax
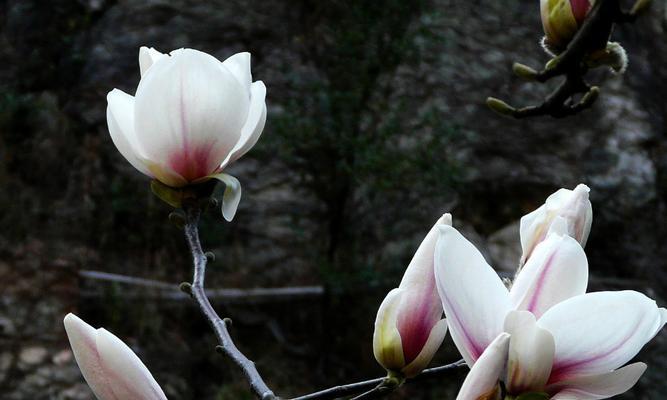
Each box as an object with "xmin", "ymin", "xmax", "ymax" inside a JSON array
[
  {"xmin": 179, "ymin": 201, "xmax": 465, "ymax": 400},
  {"xmin": 180, "ymin": 203, "xmax": 277, "ymax": 400},
  {"xmin": 487, "ymin": 0, "xmax": 651, "ymax": 119}
]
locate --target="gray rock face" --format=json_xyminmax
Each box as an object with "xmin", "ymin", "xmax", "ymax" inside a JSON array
[{"xmin": 0, "ymin": 0, "xmax": 665, "ymax": 398}]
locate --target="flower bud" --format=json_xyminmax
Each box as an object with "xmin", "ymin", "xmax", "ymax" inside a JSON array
[
  {"xmin": 520, "ymin": 184, "xmax": 592, "ymax": 265},
  {"xmin": 107, "ymin": 47, "xmax": 267, "ymax": 220},
  {"xmin": 63, "ymin": 313, "xmax": 167, "ymax": 400},
  {"xmin": 540, "ymin": 0, "xmax": 594, "ymax": 53},
  {"xmin": 373, "ymin": 214, "xmax": 450, "ymax": 378}
]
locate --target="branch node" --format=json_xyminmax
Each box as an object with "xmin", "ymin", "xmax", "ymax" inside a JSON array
[
  {"xmin": 179, "ymin": 282, "xmax": 193, "ymax": 296},
  {"xmin": 205, "ymin": 251, "xmax": 216, "ymax": 262}
]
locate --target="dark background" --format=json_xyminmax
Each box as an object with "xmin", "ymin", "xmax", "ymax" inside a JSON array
[{"xmin": 1, "ymin": 0, "xmax": 666, "ymax": 399}]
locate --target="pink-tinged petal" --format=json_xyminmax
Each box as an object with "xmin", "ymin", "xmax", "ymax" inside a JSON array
[
  {"xmin": 221, "ymin": 81, "xmax": 268, "ymax": 168},
  {"xmin": 401, "ymin": 319, "xmax": 448, "ymax": 378},
  {"xmin": 504, "ymin": 311, "xmax": 554, "ymax": 394},
  {"xmin": 139, "ymin": 47, "xmax": 167, "ymax": 77},
  {"xmin": 510, "ymin": 230, "xmax": 588, "ymax": 319},
  {"xmin": 456, "ymin": 333, "xmax": 510, "ymax": 400},
  {"xmin": 395, "ymin": 214, "xmax": 451, "ymax": 361},
  {"xmin": 134, "ymin": 49, "xmax": 250, "ymax": 183},
  {"xmin": 549, "ymin": 362, "xmax": 646, "ymax": 400},
  {"xmin": 570, "ymin": 0, "xmax": 593, "ymax": 24},
  {"xmin": 96, "ymin": 329, "xmax": 167, "ymax": 400},
  {"xmin": 538, "ymin": 291, "xmax": 666, "ymax": 381},
  {"xmin": 540, "ymin": 0, "xmax": 580, "ymax": 50},
  {"xmin": 435, "ymin": 225, "xmax": 511, "ymax": 366},
  {"xmin": 63, "ymin": 314, "xmax": 117, "ymax": 400},
  {"xmin": 107, "ymin": 89, "xmax": 153, "ymax": 177},
  {"xmin": 373, "ymin": 289, "xmax": 406, "ymax": 371},
  {"xmin": 221, "ymin": 52, "xmax": 252, "ymax": 94}
]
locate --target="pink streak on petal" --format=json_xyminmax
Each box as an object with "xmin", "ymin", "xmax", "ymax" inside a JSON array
[
  {"xmin": 440, "ymin": 288, "xmax": 485, "ymax": 361},
  {"xmin": 168, "ymin": 142, "xmax": 216, "ymax": 182},
  {"xmin": 570, "ymin": 0, "xmax": 593, "ymax": 24},
  {"xmin": 548, "ymin": 318, "xmax": 641, "ymax": 384},
  {"xmin": 525, "ymin": 250, "xmax": 558, "ymax": 316},
  {"xmin": 396, "ymin": 278, "xmax": 439, "ymax": 364}
]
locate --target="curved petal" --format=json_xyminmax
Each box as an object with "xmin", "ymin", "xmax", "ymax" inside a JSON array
[
  {"xmin": 401, "ymin": 318, "xmax": 448, "ymax": 378},
  {"xmin": 63, "ymin": 314, "xmax": 117, "ymax": 400},
  {"xmin": 510, "ymin": 231, "xmax": 588, "ymax": 318},
  {"xmin": 96, "ymin": 329, "xmax": 167, "ymax": 400},
  {"xmin": 456, "ymin": 333, "xmax": 510, "ymax": 400},
  {"xmin": 139, "ymin": 47, "xmax": 167, "ymax": 77},
  {"xmin": 210, "ymin": 172, "xmax": 242, "ymax": 221},
  {"xmin": 549, "ymin": 362, "xmax": 646, "ymax": 400},
  {"xmin": 504, "ymin": 311, "xmax": 554, "ymax": 394},
  {"xmin": 373, "ymin": 288, "xmax": 406, "ymax": 371},
  {"xmin": 538, "ymin": 291, "xmax": 666, "ymax": 381},
  {"xmin": 106, "ymin": 89, "xmax": 153, "ymax": 177},
  {"xmin": 222, "ymin": 81, "xmax": 268, "ymax": 168},
  {"xmin": 221, "ymin": 52, "xmax": 252, "ymax": 94},
  {"xmin": 135, "ymin": 48, "xmax": 250, "ymax": 182},
  {"xmin": 435, "ymin": 225, "xmax": 511, "ymax": 366}
]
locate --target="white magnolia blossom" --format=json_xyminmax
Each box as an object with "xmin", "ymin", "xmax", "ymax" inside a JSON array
[
  {"xmin": 107, "ymin": 47, "xmax": 267, "ymax": 220},
  {"xmin": 434, "ymin": 225, "xmax": 666, "ymax": 399},
  {"xmin": 373, "ymin": 214, "xmax": 450, "ymax": 378},
  {"xmin": 520, "ymin": 184, "xmax": 592, "ymax": 264},
  {"xmin": 63, "ymin": 313, "xmax": 167, "ymax": 400}
]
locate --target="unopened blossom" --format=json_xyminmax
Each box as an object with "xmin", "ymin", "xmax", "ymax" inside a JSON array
[
  {"xmin": 541, "ymin": 0, "xmax": 595, "ymax": 53},
  {"xmin": 373, "ymin": 214, "xmax": 450, "ymax": 378},
  {"xmin": 520, "ymin": 184, "xmax": 592, "ymax": 264},
  {"xmin": 107, "ymin": 47, "xmax": 267, "ymax": 220},
  {"xmin": 63, "ymin": 313, "xmax": 167, "ymax": 400},
  {"xmin": 456, "ymin": 292, "xmax": 666, "ymax": 400}
]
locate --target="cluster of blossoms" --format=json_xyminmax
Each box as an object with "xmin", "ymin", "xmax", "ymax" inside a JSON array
[
  {"xmin": 62, "ymin": 4, "xmax": 661, "ymax": 395},
  {"xmin": 373, "ymin": 184, "xmax": 666, "ymax": 399}
]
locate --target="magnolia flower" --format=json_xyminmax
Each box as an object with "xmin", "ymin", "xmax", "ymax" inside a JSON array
[
  {"xmin": 457, "ymin": 292, "xmax": 666, "ymax": 400},
  {"xmin": 520, "ymin": 184, "xmax": 592, "ymax": 264},
  {"xmin": 435, "ymin": 220, "xmax": 588, "ymax": 367},
  {"xmin": 541, "ymin": 0, "xmax": 595, "ymax": 53},
  {"xmin": 373, "ymin": 214, "xmax": 450, "ymax": 378},
  {"xmin": 107, "ymin": 47, "xmax": 267, "ymax": 220},
  {"xmin": 64, "ymin": 313, "xmax": 167, "ymax": 400}
]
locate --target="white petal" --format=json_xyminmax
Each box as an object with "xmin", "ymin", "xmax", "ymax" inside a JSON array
[
  {"xmin": 106, "ymin": 89, "xmax": 152, "ymax": 177},
  {"xmin": 435, "ymin": 225, "xmax": 511, "ymax": 366},
  {"xmin": 135, "ymin": 48, "xmax": 250, "ymax": 182},
  {"xmin": 210, "ymin": 173, "xmax": 242, "ymax": 221},
  {"xmin": 538, "ymin": 291, "xmax": 666, "ymax": 379},
  {"xmin": 139, "ymin": 47, "xmax": 167, "ymax": 77},
  {"xmin": 401, "ymin": 213, "xmax": 452, "ymax": 289},
  {"xmin": 401, "ymin": 318, "xmax": 448, "ymax": 378},
  {"xmin": 373, "ymin": 288, "xmax": 406, "ymax": 371},
  {"xmin": 96, "ymin": 329, "xmax": 167, "ymax": 400},
  {"xmin": 456, "ymin": 333, "xmax": 510, "ymax": 400},
  {"xmin": 222, "ymin": 80, "xmax": 267, "ymax": 168},
  {"xmin": 549, "ymin": 362, "xmax": 646, "ymax": 400},
  {"xmin": 509, "ymin": 232, "xmax": 588, "ymax": 318},
  {"xmin": 63, "ymin": 314, "xmax": 116, "ymax": 400},
  {"xmin": 504, "ymin": 311, "xmax": 554, "ymax": 394},
  {"xmin": 221, "ymin": 52, "xmax": 252, "ymax": 94}
]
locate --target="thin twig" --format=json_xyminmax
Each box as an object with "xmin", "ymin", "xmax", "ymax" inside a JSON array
[
  {"xmin": 182, "ymin": 203, "xmax": 276, "ymax": 400},
  {"xmin": 289, "ymin": 359, "xmax": 466, "ymax": 400}
]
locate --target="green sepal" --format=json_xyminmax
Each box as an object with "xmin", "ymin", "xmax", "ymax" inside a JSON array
[{"xmin": 151, "ymin": 180, "xmax": 186, "ymax": 208}]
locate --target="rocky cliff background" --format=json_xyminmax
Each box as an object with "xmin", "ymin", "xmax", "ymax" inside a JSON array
[{"xmin": 0, "ymin": 0, "xmax": 665, "ymax": 399}]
